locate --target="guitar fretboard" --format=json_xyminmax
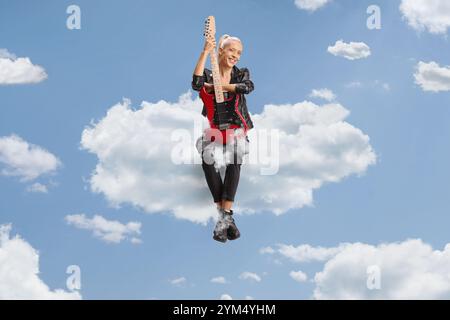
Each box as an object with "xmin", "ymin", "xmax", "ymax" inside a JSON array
[{"xmin": 210, "ymin": 49, "xmax": 224, "ymax": 103}]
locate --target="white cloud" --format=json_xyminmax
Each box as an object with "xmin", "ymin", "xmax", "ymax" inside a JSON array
[
  {"xmin": 220, "ymin": 293, "xmax": 233, "ymax": 300},
  {"xmin": 0, "ymin": 49, "xmax": 47, "ymax": 85},
  {"xmin": 0, "ymin": 49, "xmax": 16, "ymax": 59},
  {"xmin": 170, "ymin": 277, "xmax": 187, "ymax": 286},
  {"xmin": 130, "ymin": 237, "xmax": 142, "ymax": 244},
  {"xmin": 65, "ymin": 214, "xmax": 141, "ymax": 244},
  {"xmin": 314, "ymin": 239, "xmax": 450, "ymax": 299},
  {"xmin": 244, "ymin": 295, "xmax": 254, "ymax": 300},
  {"xmin": 239, "ymin": 272, "xmax": 261, "ymax": 282},
  {"xmin": 277, "ymin": 243, "xmax": 349, "ymax": 262},
  {"xmin": 345, "ymin": 81, "xmax": 363, "ymax": 89},
  {"xmin": 290, "ymin": 270, "xmax": 308, "ymax": 283},
  {"xmin": 294, "ymin": 0, "xmax": 332, "ymax": 12},
  {"xmin": 414, "ymin": 61, "xmax": 450, "ymax": 92},
  {"xmin": 211, "ymin": 276, "xmax": 227, "ymax": 284},
  {"xmin": 0, "ymin": 224, "xmax": 81, "ymax": 299},
  {"xmin": 80, "ymin": 92, "xmax": 375, "ymax": 224},
  {"xmin": 344, "ymin": 80, "xmax": 390, "ymax": 91},
  {"xmin": 328, "ymin": 40, "xmax": 371, "ymax": 60},
  {"xmin": 400, "ymin": 0, "xmax": 450, "ymax": 34},
  {"xmin": 259, "ymin": 246, "xmax": 275, "ymax": 254},
  {"xmin": 309, "ymin": 88, "xmax": 336, "ymax": 101},
  {"xmin": 0, "ymin": 134, "xmax": 61, "ymax": 182},
  {"xmin": 26, "ymin": 182, "xmax": 48, "ymax": 193},
  {"xmin": 272, "ymin": 239, "xmax": 450, "ymax": 299}
]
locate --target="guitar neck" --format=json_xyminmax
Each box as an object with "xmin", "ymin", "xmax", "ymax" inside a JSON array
[{"xmin": 209, "ymin": 50, "xmax": 224, "ymax": 103}]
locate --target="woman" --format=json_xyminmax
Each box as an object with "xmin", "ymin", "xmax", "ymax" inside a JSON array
[{"xmin": 191, "ymin": 34, "xmax": 254, "ymax": 243}]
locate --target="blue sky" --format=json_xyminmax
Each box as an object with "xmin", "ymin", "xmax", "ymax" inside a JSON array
[{"xmin": 1, "ymin": 0, "xmax": 450, "ymax": 299}]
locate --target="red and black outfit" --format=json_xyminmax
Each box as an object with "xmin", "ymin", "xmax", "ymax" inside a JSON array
[{"xmin": 192, "ymin": 66, "xmax": 254, "ymax": 202}]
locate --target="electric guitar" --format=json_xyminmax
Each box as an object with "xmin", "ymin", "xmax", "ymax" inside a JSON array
[{"xmin": 199, "ymin": 16, "xmax": 248, "ymax": 144}]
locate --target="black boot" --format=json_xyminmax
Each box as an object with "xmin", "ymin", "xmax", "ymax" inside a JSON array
[
  {"xmin": 213, "ymin": 208, "xmax": 228, "ymax": 243},
  {"xmin": 224, "ymin": 209, "xmax": 240, "ymax": 240}
]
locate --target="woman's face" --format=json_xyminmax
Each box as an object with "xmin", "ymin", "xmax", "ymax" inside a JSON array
[{"xmin": 219, "ymin": 40, "xmax": 243, "ymax": 68}]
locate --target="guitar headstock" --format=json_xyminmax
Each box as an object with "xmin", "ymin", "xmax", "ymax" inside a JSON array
[{"xmin": 203, "ymin": 16, "xmax": 216, "ymax": 40}]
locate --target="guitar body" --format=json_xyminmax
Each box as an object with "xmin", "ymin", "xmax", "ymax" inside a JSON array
[{"xmin": 200, "ymin": 86, "xmax": 247, "ymax": 144}]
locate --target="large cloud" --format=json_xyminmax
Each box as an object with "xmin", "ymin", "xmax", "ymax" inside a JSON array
[
  {"xmin": 328, "ymin": 40, "xmax": 371, "ymax": 60},
  {"xmin": 0, "ymin": 49, "xmax": 47, "ymax": 85},
  {"xmin": 268, "ymin": 240, "xmax": 450, "ymax": 299},
  {"xmin": 400, "ymin": 0, "xmax": 450, "ymax": 34},
  {"xmin": 80, "ymin": 91, "xmax": 375, "ymax": 224},
  {"xmin": 0, "ymin": 224, "xmax": 81, "ymax": 299},
  {"xmin": 414, "ymin": 61, "xmax": 450, "ymax": 92},
  {"xmin": 294, "ymin": 0, "xmax": 332, "ymax": 12},
  {"xmin": 0, "ymin": 134, "xmax": 61, "ymax": 183}
]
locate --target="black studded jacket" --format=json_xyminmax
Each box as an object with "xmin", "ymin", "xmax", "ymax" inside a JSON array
[{"xmin": 191, "ymin": 65, "xmax": 254, "ymax": 130}]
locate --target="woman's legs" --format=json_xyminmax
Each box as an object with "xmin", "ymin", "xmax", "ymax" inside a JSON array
[
  {"xmin": 221, "ymin": 162, "xmax": 241, "ymax": 211},
  {"xmin": 202, "ymin": 159, "xmax": 223, "ymax": 204},
  {"xmin": 202, "ymin": 140, "xmax": 243, "ymax": 241},
  {"xmin": 202, "ymin": 161, "xmax": 241, "ymax": 210},
  {"xmin": 202, "ymin": 137, "xmax": 244, "ymax": 209}
]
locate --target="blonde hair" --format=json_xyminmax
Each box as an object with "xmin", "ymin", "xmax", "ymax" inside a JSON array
[{"xmin": 218, "ymin": 34, "xmax": 242, "ymax": 49}]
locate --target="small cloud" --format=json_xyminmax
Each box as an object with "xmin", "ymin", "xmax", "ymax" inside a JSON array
[
  {"xmin": 309, "ymin": 88, "xmax": 336, "ymax": 101},
  {"xmin": 374, "ymin": 80, "xmax": 391, "ymax": 91},
  {"xmin": 0, "ymin": 49, "xmax": 16, "ymax": 59},
  {"xmin": 65, "ymin": 214, "xmax": 142, "ymax": 244},
  {"xmin": 211, "ymin": 276, "xmax": 227, "ymax": 284},
  {"xmin": 259, "ymin": 246, "xmax": 275, "ymax": 254},
  {"xmin": 345, "ymin": 80, "xmax": 390, "ymax": 91},
  {"xmin": 244, "ymin": 295, "xmax": 254, "ymax": 300},
  {"xmin": 170, "ymin": 277, "xmax": 187, "ymax": 286},
  {"xmin": 345, "ymin": 81, "xmax": 363, "ymax": 88},
  {"xmin": 239, "ymin": 272, "xmax": 262, "ymax": 283},
  {"xmin": 130, "ymin": 237, "xmax": 142, "ymax": 244},
  {"xmin": 26, "ymin": 182, "xmax": 48, "ymax": 193},
  {"xmin": 328, "ymin": 40, "xmax": 371, "ymax": 60},
  {"xmin": 220, "ymin": 293, "xmax": 233, "ymax": 300},
  {"xmin": 0, "ymin": 48, "xmax": 47, "ymax": 85},
  {"xmin": 414, "ymin": 61, "xmax": 450, "ymax": 92},
  {"xmin": 290, "ymin": 270, "xmax": 308, "ymax": 283},
  {"xmin": 0, "ymin": 134, "xmax": 61, "ymax": 182},
  {"xmin": 277, "ymin": 243, "xmax": 349, "ymax": 263},
  {"xmin": 294, "ymin": 0, "xmax": 332, "ymax": 12}
]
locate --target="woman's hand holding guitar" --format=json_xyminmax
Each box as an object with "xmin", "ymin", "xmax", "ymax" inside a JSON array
[
  {"xmin": 204, "ymin": 82, "xmax": 214, "ymax": 93},
  {"xmin": 203, "ymin": 38, "xmax": 216, "ymax": 54}
]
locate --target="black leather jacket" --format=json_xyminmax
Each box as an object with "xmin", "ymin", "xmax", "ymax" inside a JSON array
[{"xmin": 191, "ymin": 65, "xmax": 254, "ymax": 130}]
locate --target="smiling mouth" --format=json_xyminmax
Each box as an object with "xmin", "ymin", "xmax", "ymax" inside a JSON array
[{"xmin": 228, "ymin": 58, "xmax": 237, "ymax": 64}]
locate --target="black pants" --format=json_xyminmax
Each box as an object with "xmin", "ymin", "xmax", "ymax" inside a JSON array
[{"xmin": 202, "ymin": 144, "xmax": 242, "ymax": 203}]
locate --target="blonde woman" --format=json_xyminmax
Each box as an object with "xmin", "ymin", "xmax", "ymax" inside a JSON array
[{"xmin": 192, "ymin": 34, "xmax": 254, "ymax": 242}]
